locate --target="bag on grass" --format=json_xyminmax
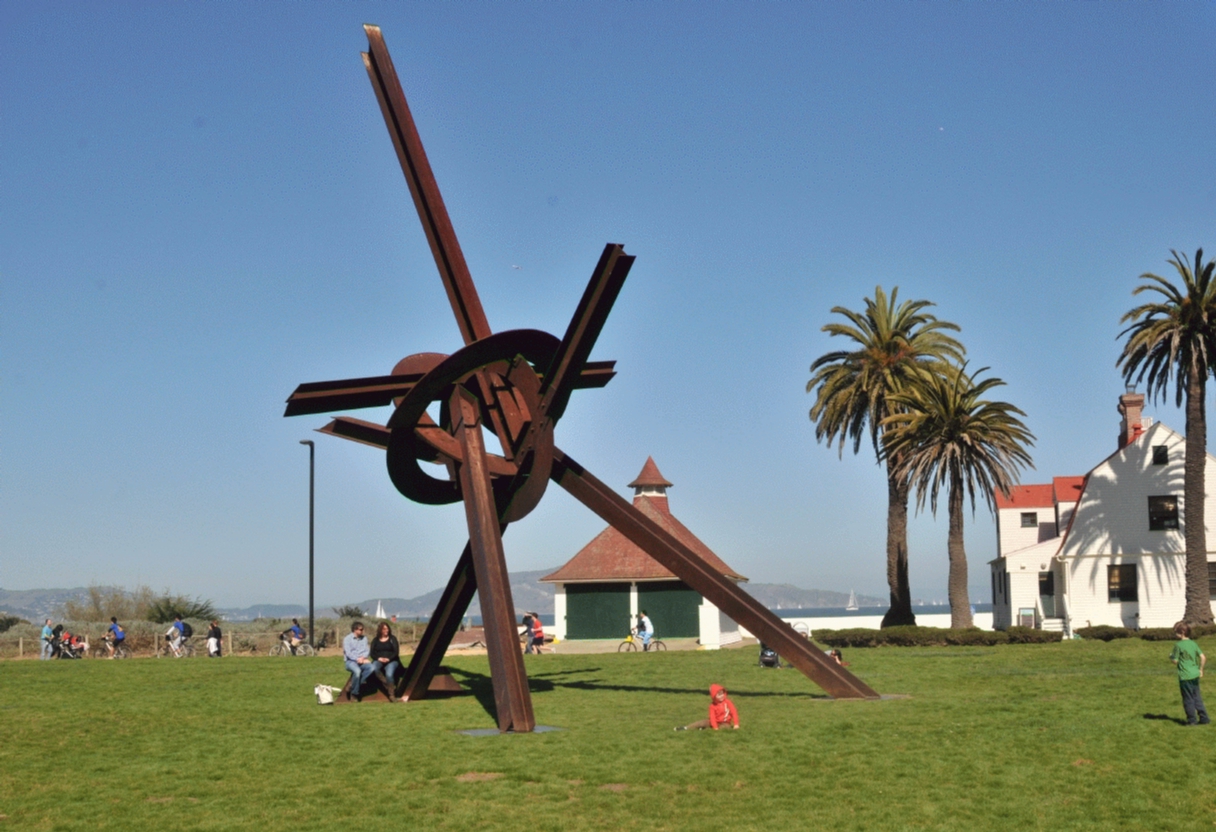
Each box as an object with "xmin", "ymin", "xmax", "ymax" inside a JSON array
[{"xmin": 315, "ymin": 684, "xmax": 339, "ymax": 705}]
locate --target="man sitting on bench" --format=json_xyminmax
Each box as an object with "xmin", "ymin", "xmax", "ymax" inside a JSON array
[{"xmin": 342, "ymin": 621, "xmax": 375, "ymax": 701}]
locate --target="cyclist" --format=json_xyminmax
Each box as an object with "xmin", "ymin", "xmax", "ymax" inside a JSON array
[
  {"xmin": 282, "ymin": 618, "xmax": 306, "ymax": 655},
  {"xmin": 106, "ymin": 617, "xmax": 126, "ymax": 658},
  {"xmin": 636, "ymin": 610, "xmax": 654, "ymax": 652},
  {"xmin": 165, "ymin": 615, "xmax": 192, "ymax": 657}
]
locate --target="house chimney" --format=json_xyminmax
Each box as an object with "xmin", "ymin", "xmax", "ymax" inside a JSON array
[{"xmin": 1118, "ymin": 388, "xmax": 1145, "ymax": 449}]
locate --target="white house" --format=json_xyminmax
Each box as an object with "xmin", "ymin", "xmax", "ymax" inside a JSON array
[{"xmin": 991, "ymin": 390, "xmax": 1216, "ymax": 634}]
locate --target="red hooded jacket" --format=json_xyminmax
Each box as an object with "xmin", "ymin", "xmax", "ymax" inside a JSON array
[{"xmin": 707, "ymin": 684, "xmax": 739, "ymax": 729}]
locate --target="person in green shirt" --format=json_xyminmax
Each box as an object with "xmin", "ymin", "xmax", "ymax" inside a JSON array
[{"xmin": 1169, "ymin": 621, "xmax": 1209, "ymax": 726}]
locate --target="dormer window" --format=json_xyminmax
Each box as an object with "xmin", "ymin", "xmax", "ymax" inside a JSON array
[
  {"xmin": 1152, "ymin": 446, "xmax": 1168, "ymax": 465},
  {"xmin": 1020, "ymin": 512, "xmax": 1038, "ymax": 528}
]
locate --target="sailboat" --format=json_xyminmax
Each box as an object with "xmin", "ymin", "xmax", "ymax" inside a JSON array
[
  {"xmin": 845, "ymin": 590, "xmax": 859, "ymax": 611},
  {"xmin": 374, "ymin": 600, "xmax": 386, "ymax": 619}
]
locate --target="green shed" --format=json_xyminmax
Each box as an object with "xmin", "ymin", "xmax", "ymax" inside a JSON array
[{"xmin": 541, "ymin": 458, "xmax": 747, "ymax": 647}]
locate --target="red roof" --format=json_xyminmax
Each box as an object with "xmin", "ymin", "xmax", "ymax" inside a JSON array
[
  {"xmin": 541, "ymin": 463, "xmax": 745, "ymax": 583},
  {"xmin": 628, "ymin": 457, "xmax": 673, "ymax": 488},
  {"xmin": 994, "ymin": 484, "xmax": 1055, "ymax": 509},
  {"xmin": 1053, "ymin": 476, "xmax": 1085, "ymax": 504}
]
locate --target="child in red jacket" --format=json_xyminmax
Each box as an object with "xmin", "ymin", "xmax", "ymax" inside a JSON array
[{"xmin": 675, "ymin": 684, "xmax": 740, "ymax": 731}]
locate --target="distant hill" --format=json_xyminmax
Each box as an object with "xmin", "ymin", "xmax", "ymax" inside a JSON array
[
  {"xmin": 743, "ymin": 584, "xmax": 886, "ymax": 610},
  {"xmin": 6, "ymin": 577, "xmax": 891, "ymax": 623},
  {"xmin": 0, "ymin": 587, "xmax": 94, "ymax": 621}
]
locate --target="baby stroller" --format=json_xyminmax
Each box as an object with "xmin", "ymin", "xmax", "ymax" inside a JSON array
[
  {"xmin": 56, "ymin": 630, "xmax": 86, "ymax": 659},
  {"xmin": 758, "ymin": 642, "xmax": 781, "ymax": 669}
]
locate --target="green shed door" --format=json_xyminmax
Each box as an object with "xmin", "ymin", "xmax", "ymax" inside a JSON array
[
  {"xmin": 638, "ymin": 582, "xmax": 701, "ymax": 638},
  {"xmin": 565, "ymin": 583, "xmax": 631, "ymax": 639}
]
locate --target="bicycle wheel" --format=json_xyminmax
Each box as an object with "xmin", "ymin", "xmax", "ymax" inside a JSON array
[
  {"xmin": 648, "ymin": 640, "xmax": 667, "ymax": 652},
  {"xmin": 296, "ymin": 643, "xmax": 315, "ymax": 657},
  {"xmin": 181, "ymin": 643, "xmax": 195, "ymax": 658},
  {"xmin": 115, "ymin": 644, "xmax": 131, "ymax": 659},
  {"xmin": 617, "ymin": 640, "xmax": 638, "ymax": 652},
  {"xmin": 269, "ymin": 643, "xmax": 288, "ymax": 657}
]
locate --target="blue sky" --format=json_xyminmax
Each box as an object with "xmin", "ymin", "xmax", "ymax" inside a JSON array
[{"xmin": 3, "ymin": 3, "xmax": 1215, "ymax": 607}]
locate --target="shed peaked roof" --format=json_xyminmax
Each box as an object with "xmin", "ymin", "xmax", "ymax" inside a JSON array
[
  {"xmin": 628, "ymin": 456, "xmax": 672, "ymax": 488},
  {"xmin": 541, "ymin": 459, "xmax": 745, "ymax": 583}
]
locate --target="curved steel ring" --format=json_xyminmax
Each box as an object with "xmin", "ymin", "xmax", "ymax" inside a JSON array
[{"xmin": 386, "ymin": 329, "xmax": 560, "ymax": 507}]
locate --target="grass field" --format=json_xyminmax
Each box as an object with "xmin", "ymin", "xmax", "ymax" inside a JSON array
[{"xmin": 2, "ymin": 638, "xmax": 1214, "ymax": 831}]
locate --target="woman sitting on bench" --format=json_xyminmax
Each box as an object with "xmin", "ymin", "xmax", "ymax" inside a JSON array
[{"xmin": 369, "ymin": 622, "xmax": 402, "ymax": 701}]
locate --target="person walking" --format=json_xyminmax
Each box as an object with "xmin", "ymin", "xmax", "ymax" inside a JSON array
[
  {"xmin": 206, "ymin": 621, "xmax": 223, "ymax": 657},
  {"xmin": 40, "ymin": 619, "xmax": 54, "ymax": 660},
  {"xmin": 1170, "ymin": 621, "xmax": 1210, "ymax": 726},
  {"xmin": 530, "ymin": 613, "xmax": 546, "ymax": 655}
]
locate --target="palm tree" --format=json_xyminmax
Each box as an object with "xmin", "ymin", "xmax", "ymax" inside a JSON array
[
  {"xmin": 807, "ymin": 286, "xmax": 964, "ymax": 627},
  {"xmin": 882, "ymin": 364, "xmax": 1034, "ymax": 629},
  {"xmin": 1118, "ymin": 249, "xmax": 1216, "ymax": 626}
]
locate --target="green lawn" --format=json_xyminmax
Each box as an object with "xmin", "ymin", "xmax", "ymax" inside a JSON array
[{"xmin": 2, "ymin": 638, "xmax": 1214, "ymax": 831}]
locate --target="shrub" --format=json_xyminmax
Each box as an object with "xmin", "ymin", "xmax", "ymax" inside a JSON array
[
  {"xmin": 146, "ymin": 594, "xmax": 217, "ymax": 624},
  {"xmin": 332, "ymin": 605, "xmax": 365, "ymax": 618},
  {"xmin": 1004, "ymin": 627, "xmax": 1064, "ymax": 644},
  {"xmin": 1136, "ymin": 628, "xmax": 1176, "ymax": 642},
  {"xmin": 0, "ymin": 614, "xmax": 27, "ymax": 634},
  {"xmin": 1075, "ymin": 625, "xmax": 1132, "ymax": 641},
  {"xmin": 1138, "ymin": 624, "xmax": 1216, "ymax": 641},
  {"xmin": 814, "ymin": 626, "xmax": 1018, "ymax": 648}
]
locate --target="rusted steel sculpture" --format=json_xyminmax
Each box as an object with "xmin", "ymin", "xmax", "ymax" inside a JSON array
[{"xmin": 286, "ymin": 25, "xmax": 879, "ymax": 732}]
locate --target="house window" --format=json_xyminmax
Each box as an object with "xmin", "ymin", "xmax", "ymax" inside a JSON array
[
  {"xmin": 1020, "ymin": 512, "xmax": 1038, "ymax": 528},
  {"xmin": 1152, "ymin": 445, "xmax": 1169, "ymax": 465},
  {"xmin": 1108, "ymin": 564, "xmax": 1138, "ymax": 602},
  {"xmin": 1038, "ymin": 572, "xmax": 1054, "ymax": 596},
  {"xmin": 1148, "ymin": 496, "xmax": 1179, "ymax": 530},
  {"xmin": 1209, "ymin": 562, "xmax": 1216, "ymax": 600}
]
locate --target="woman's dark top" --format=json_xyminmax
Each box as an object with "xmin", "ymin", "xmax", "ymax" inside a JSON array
[
  {"xmin": 369, "ymin": 635, "xmax": 399, "ymax": 662},
  {"xmin": 206, "ymin": 626, "xmax": 222, "ymax": 641}
]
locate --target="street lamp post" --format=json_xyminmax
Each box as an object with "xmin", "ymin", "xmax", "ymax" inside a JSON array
[{"xmin": 300, "ymin": 440, "xmax": 315, "ymax": 648}]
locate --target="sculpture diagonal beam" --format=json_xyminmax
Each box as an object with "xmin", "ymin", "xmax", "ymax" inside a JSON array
[{"xmin": 286, "ymin": 25, "xmax": 880, "ymax": 733}]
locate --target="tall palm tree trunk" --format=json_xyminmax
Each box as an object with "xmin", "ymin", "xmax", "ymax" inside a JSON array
[
  {"xmin": 947, "ymin": 483, "xmax": 973, "ymax": 629},
  {"xmin": 1184, "ymin": 367, "xmax": 1213, "ymax": 625},
  {"xmin": 881, "ymin": 462, "xmax": 916, "ymax": 627}
]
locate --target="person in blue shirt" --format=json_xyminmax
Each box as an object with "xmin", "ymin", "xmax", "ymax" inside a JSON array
[
  {"xmin": 40, "ymin": 619, "xmax": 54, "ymax": 660},
  {"xmin": 282, "ymin": 618, "xmax": 306, "ymax": 655},
  {"xmin": 342, "ymin": 621, "xmax": 375, "ymax": 701},
  {"xmin": 106, "ymin": 617, "xmax": 125, "ymax": 658}
]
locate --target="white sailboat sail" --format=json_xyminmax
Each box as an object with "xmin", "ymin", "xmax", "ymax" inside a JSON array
[
  {"xmin": 375, "ymin": 600, "xmax": 386, "ymax": 619},
  {"xmin": 846, "ymin": 590, "xmax": 859, "ymax": 611}
]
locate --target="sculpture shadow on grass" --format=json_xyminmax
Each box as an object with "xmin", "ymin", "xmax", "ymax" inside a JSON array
[{"xmin": 446, "ymin": 665, "xmax": 835, "ymax": 723}]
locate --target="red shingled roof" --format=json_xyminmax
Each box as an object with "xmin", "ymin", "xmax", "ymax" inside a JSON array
[
  {"xmin": 628, "ymin": 456, "xmax": 673, "ymax": 488},
  {"xmin": 1053, "ymin": 476, "xmax": 1085, "ymax": 503},
  {"xmin": 541, "ymin": 461, "xmax": 745, "ymax": 583},
  {"xmin": 994, "ymin": 484, "xmax": 1055, "ymax": 509}
]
